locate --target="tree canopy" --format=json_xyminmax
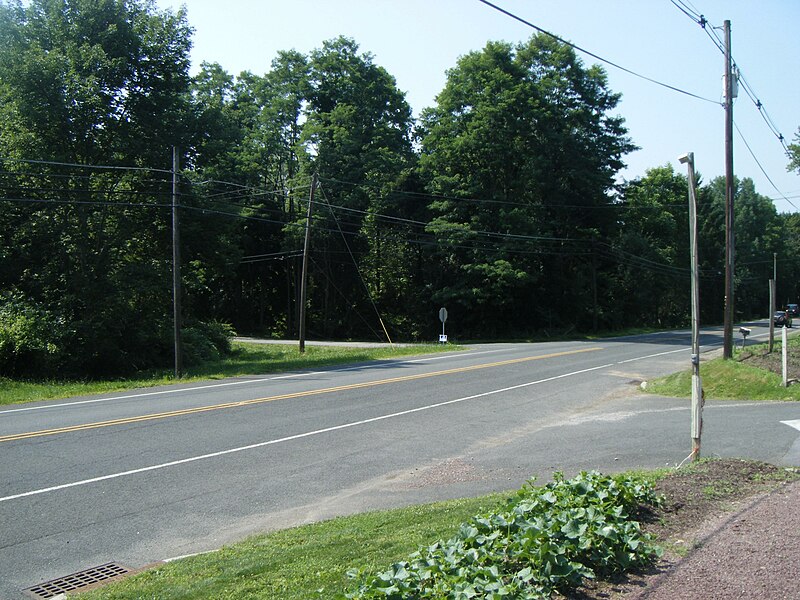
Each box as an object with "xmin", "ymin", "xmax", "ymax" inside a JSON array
[
  {"xmin": 418, "ymin": 35, "xmax": 635, "ymax": 335},
  {"xmin": 1, "ymin": 4, "xmax": 796, "ymax": 378}
]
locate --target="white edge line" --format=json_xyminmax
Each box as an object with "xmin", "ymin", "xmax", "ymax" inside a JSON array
[
  {"xmin": 0, "ymin": 378, "xmax": 279, "ymax": 414},
  {"xmin": 617, "ymin": 331, "xmax": 769, "ymax": 364},
  {"xmin": 617, "ymin": 347, "xmax": 691, "ymax": 363},
  {"xmin": 0, "ymin": 350, "xmax": 505, "ymax": 416},
  {"xmin": 0, "ymin": 363, "xmax": 612, "ymax": 503}
]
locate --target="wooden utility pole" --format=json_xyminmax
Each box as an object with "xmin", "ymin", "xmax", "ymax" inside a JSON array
[
  {"xmin": 298, "ymin": 173, "xmax": 318, "ymax": 353},
  {"xmin": 722, "ymin": 20, "xmax": 735, "ymax": 359},
  {"xmin": 591, "ymin": 239, "xmax": 598, "ymax": 332},
  {"xmin": 172, "ymin": 146, "xmax": 183, "ymax": 378}
]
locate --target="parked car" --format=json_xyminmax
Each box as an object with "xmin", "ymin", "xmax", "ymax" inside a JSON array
[
  {"xmin": 786, "ymin": 303, "xmax": 799, "ymax": 317},
  {"xmin": 774, "ymin": 310, "xmax": 792, "ymax": 328}
]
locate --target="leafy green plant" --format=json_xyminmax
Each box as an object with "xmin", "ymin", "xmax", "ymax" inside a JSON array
[{"xmin": 342, "ymin": 472, "xmax": 663, "ymax": 599}]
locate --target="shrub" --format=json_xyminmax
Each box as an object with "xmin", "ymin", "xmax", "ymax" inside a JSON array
[
  {"xmin": 181, "ymin": 321, "xmax": 236, "ymax": 367},
  {"xmin": 195, "ymin": 320, "xmax": 236, "ymax": 355},
  {"xmin": 343, "ymin": 471, "xmax": 663, "ymax": 599}
]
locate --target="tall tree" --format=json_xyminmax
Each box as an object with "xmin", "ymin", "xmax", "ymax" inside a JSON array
[
  {"xmin": 418, "ymin": 35, "xmax": 635, "ymax": 336},
  {"xmin": 184, "ymin": 53, "xmax": 312, "ymax": 336},
  {"xmin": 297, "ymin": 36, "xmax": 417, "ymax": 339},
  {"xmin": 0, "ymin": 0, "xmax": 195, "ymax": 375},
  {"xmin": 701, "ymin": 176, "xmax": 783, "ymax": 322},
  {"xmin": 611, "ymin": 165, "xmax": 691, "ymax": 328}
]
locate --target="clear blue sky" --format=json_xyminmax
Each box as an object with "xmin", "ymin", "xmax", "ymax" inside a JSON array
[{"xmin": 155, "ymin": 0, "xmax": 800, "ymax": 213}]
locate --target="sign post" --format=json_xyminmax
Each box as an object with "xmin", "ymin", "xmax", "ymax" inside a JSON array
[
  {"xmin": 783, "ymin": 325, "xmax": 789, "ymax": 388},
  {"xmin": 438, "ymin": 307, "xmax": 448, "ymax": 343},
  {"xmin": 679, "ymin": 152, "xmax": 703, "ymax": 461}
]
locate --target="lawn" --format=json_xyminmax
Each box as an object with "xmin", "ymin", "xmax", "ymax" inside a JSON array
[
  {"xmin": 77, "ymin": 493, "xmax": 508, "ymax": 600},
  {"xmin": 645, "ymin": 334, "xmax": 800, "ymax": 401}
]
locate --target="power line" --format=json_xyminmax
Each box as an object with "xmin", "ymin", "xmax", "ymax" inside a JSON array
[
  {"xmin": 319, "ymin": 176, "xmax": 688, "ymax": 212},
  {"xmin": 733, "ymin": 121, "xmax": 798, "ymax": 211},
  {"xmin": 476, "ymin": 0, "xmax": 719, "ymax": 104},
  {"xmin": 735, "ymin": 71, "xmax": 791, "ymax": 156},
  {"xmin": 0, "ymin": 193, "xmax": 713, "ymax": 280},
  {"xmin": 670, "ymin": 3, "xmax": 792, "ymax": 159},
  {"xmin": 0, "ymin": 196, "xmax": 170, "ymax": 209},
  {"xmin": 0, "ymin": 155, "xmax": 174, "ymax": 175}
]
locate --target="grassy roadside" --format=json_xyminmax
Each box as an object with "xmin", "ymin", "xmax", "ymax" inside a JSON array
[
  {"xmin": 77, "ymin": 493, "xmax": 509, "ymax": 600},
  {"xmin": 74, "ymin": 460, "xmax": 799, "ymax": 600},
  {"xmin": 0, "ymin": 341, "xmax": 460, "ymax": 406},
  {"xmin": 645, "ymin": 334, "xmax": 800, "ymax": 401},
  {"xmin": 18, "ymin": 333, "xmax": 799, "ymax": 598}
]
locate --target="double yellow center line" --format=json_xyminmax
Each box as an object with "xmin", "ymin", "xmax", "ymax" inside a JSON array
[{"xmin": 1, "ymin": 347, "xmax": 601, "ymax": 443}]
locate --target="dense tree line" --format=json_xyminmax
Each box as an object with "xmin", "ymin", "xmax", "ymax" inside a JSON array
[{"xmin": 1, "ymin": 0, "xmax": 798, "ymax": 378}]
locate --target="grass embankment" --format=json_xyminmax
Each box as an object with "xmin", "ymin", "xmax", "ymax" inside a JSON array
[
  {"xmin": 76, "ymin": 460, "xmax": 799, "ymax": 600},
  {"xmin": 646, "ymin": 334, "xmax": 800, "ymax": 401},
  {"xmin": 0, "ymin": 341, "xmax": 458, "ymax": 406},
  {"xmin": 77, "ymin": 494, "xmax": 508, "ymax": 600},
  {"xmin": 77, "ymin": 473, "xmax": 663, "ymax": 600}
]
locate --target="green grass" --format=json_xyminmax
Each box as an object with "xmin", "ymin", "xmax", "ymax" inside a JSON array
[
  {"xmin": 77, "ymin": 493, "xmax": 508, "ymax": 600},
  {"xmin": 647, "ymin": 359, "xmax": 800, "ymax": 401},
  {"xmin": 0, "ymin": 342, "xmax": 460, "ymax": 406},
  {"xmin": 645, "ymin": 338, "xmax": 800, "ymax": 401},
  {"xmin": 70, "ymin": 467, "xmax": 683, "ymax": 600}
]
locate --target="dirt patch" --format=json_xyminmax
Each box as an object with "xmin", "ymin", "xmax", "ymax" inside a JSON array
[
  {"xmin": 738, "ymin": 334, "xmax": 800, "ymax": 382},
  {"xmin": 570, "ymin": 458, "xmax": 800, "ymax": 599}
]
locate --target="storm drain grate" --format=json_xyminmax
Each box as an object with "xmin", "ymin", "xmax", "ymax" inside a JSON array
[{"xmin": 24, "ymin": 563, "xmax": 131, "ymax": 599}]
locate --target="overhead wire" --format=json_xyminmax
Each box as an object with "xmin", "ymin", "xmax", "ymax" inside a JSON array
[
  {"xmin": 670, "ymin": 0, "xmax": 703, "ymax": 22},
  {"xmin": 316, "ymin": 181, "xmax": 394, "ymax": 345},
  {"xmin": 0, "ymin": 189, "xmax": 718, "ymax": 281},
  {"xmin": 476, "ymin": 0, "xmax": 720, "ymax": 104},
  {"xmin": 1, "ymin": 172, "xmax": 695, "ymax": 274},
  {"xmin": 733, "ymin": 121, "xmax": 799, "ymax": 211},
  {"xmin": 0, "ymin": 155, "xmax": 727, "ymax": 282},
  {"xmin": 669, "ymin": 0, "xmax": 794, "ymax": 208},
  {"xmin": 0, "ymin": 155, "xmax": 174, "ymax": 175},
  {"xmin": 319, "ymin": 175, "xmax": 688, "ymax": 212}
]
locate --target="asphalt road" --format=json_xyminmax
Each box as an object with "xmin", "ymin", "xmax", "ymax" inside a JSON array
[{"xmin": 1, "ymin": 324, "xmax": 798, "ymax": 598}]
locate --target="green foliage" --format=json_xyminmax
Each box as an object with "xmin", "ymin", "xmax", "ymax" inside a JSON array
[
  {"xmin": 2, "ymin": 0, "xmax": 797, "ymax": 375},
  {"xmin": 788, "ymin": 127, "xmax": 800, "ymax": 175},
  {"xmin": 0, "ymin": 292, "xmax": 68, "ymax": 377},
  {"xmin": 418, "ymin": 34, "xmax": 635, "ymax": 336},
  {"xmin": 343, "ymin": 471, "xmax": 663, "ymax": 599},
  {"xmin": 181, "ymin": 321, "xmax": 235, "ymax": 366},
  {"xmin": 77, "ymin": 493, "xmax": 505, "ymax": 600},
  {"xmin": 612, "ymin": 165, "xmax": 690, "ymax": 328},
  {"xmin": 701, "ymin": 175, "xmax": 786, "ymax": 323},
  {"xmin": 0, "ymin": 0, "xmax": 203, "ymax": 377}
]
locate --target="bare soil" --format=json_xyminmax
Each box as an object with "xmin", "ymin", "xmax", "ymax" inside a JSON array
[
  {"xmin": 738, "ymin": 334, "xmax": 800, "ymax": 381},
  {"xmin": 569, "ymin": 459, "xmax": 800, "ymax": 599}
]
